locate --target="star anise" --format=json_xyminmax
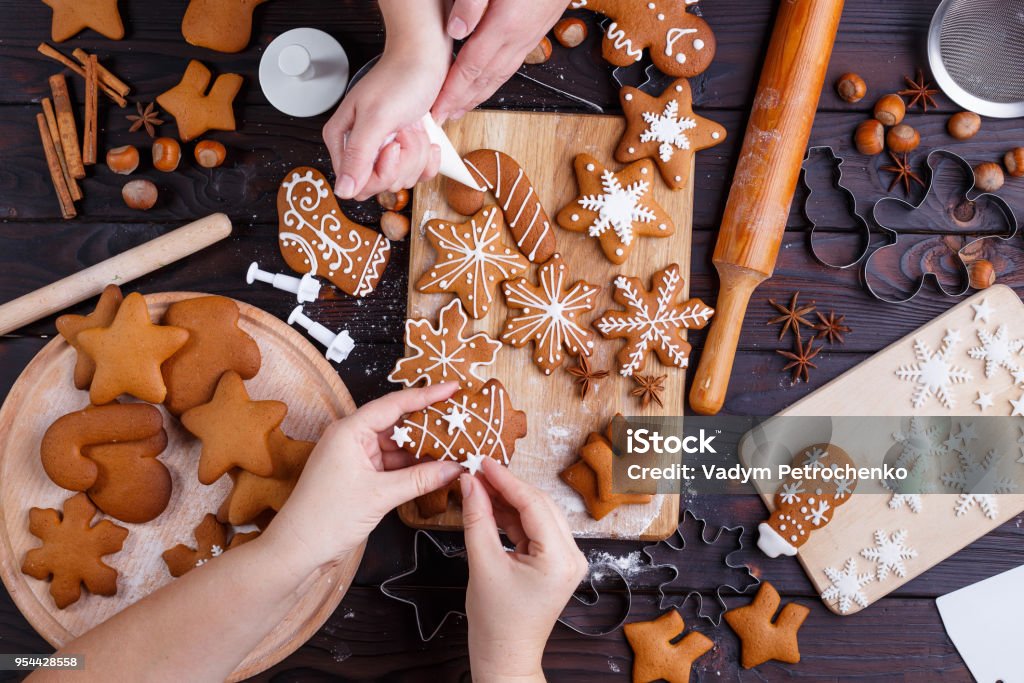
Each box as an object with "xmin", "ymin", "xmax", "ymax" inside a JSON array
[
  {"xmin": 776, "ymin": 334, "xmax": 821, "ymax": 383},
  {"xmin": 767, "ymin": 292, "xmax": 816, "ymax": 341},
  {"xmin": 630, "ymin": 373, "xmax": 666, "ymax": 408},
  {"xmin": 881, "ymin": 152, "xmax": 926, "ymax": 195},
  {"xmin": 566, "ymin": 355, "xmax": 609, "ymax": 400},
  {"xmin": 127, "ymin": 102, "xmax": 164, "ymax": 138},
  {"xmin": 814, "ymin": 310, "xmax": 851, "ymax": 345},
  {"xmin": 898, "ymin": 69, "xmax": 939, "ymax": 111}
]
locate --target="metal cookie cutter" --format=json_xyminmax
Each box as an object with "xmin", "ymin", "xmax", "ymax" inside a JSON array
[
  {"xmin": 380, "ymin": 530, "xmax": 633, "ymax": 641},
  {"xmin": 867, "ymin": 148, "xmax": 1019, "ymax": 304},
  {"xmin": 801, "ymin": 146, "xmax": 873, "ymax": 270}
]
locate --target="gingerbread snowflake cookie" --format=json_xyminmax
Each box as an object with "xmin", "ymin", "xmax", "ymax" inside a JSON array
[
  {"xmin": 416, "ymin": 206, "xmax": 529, "ymax": 319},
  {"xmin": 389, "ymin": 299, "xmax": 501, "ymax": 389},
  {"xmin": 278, "ymin": 167, "xmax": 392, "ymax": 298},
  {"xmin": 392, "ymin": 379, "xmax": 527, "ymax": 475},
  {"xmin": 570, "ymin": 0, "xmax": 716, "ymax": 78},
  {"xmin": 501, "ymin": 254, "xmax": 600, "ymax": 375},
  {"xmin": 557, "ymin": 155, "xmax": 673, "ymax": 265},
  {"xmin": 617, "ymin": 79, "xmax": 726, "ymax": 191},
  {"xmin": 593, "ymin": 263, "xmax": 713, "ymax": 376}
]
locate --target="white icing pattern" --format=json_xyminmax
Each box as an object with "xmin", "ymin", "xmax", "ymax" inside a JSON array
[
  {"xmin": 640, "ymin": 99, "xmax": 697, "ymax": 163},
  {"xmin": 895, "ymin": 331, "xmax": 973, "ymax": 409},
  {"xmin": 606, "ymin": 22, "xmax": 643, "ymax": 61},
  {"xmin": 821, "ymin": 558, "xmax": 874, "ymax": 614},
  {"xmin": 968, "ymin": 324, "xmax": 1024, "ymax": 380},
  {"xmin": 861, "ymin": 529, "xmax": 918, "ymax": 580},
  {"xmin": 578, "ymin": 169, "xmax": 659, "ymax": 247}
]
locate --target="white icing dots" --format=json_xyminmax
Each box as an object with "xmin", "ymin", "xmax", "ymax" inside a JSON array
[{"xmin": 694, "ymin": 38, "xmax": 705, "ymax": 50}]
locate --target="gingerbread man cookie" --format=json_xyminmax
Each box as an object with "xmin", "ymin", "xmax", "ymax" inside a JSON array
[
  {"xmin": 182, "ymin": 0, "xmax": 268, "ymax": 53},
  {"xmin": 445, "ymin": 149, "xmax": 556, "ymax": 263},
  {"xmin": 21, "ymin": 493, "xmax": 129, "ymax": 608},
  {"xmin": 162, "ymin": 295, "xmax": 261, "ymax": 416},
  {"xmin": 623, "ymin": 609, "xmax": 714, "ymax": 683},
  {"xmin": 157, "ymin": 60, "xmax": 243, "ymax": 142},
  {"xmin": 218, "ymin": 430, "xmax": 313, "ymax": 525},
  {"xmin": 557, "ymin": 155, "xmax": 673, "ymax": 265},
  {"xmin": 76, "ymin": 292, "xmax": 189, "ymax": 405},
  {"xmin": 416, "ymin": 206, "xmax": 529, "ymax": 319},
  {"xmin": 393, "ymin": 379, "xmax": 527, "ymax": 475},
  {"xmin": 501, "ymin": 253, "xmax": 600, "ymax": 375},
  {"xmin": 570, "ymin": 0, "xmax": 716, "ymax": 78},
  {"xmin": 56, "ymin": 284, "xmax": 124, "ymax": 391},
  {"xmin": 723, "ymin": 582, "xmax": 809, "ymax": 669},
  {"xmin": 162, "ymin": 514, "xmax": 228, "ymax": 577},
  {"xmin": 180, "ymin": 371, "xmax": 287, "ymax": 484},
  {"xmin": 42, "ymin": 0, "xmax": 124, "ymax": 42},
  {"xmin": 389, "ymin": 299, "xmax": 501, "ymax": 390},
  {"xmin": 617, "ymin": 79, "xmax": 727, "ymax": 191},
  {"xmin": 278, "ymin": 167, "xmax": 392, "ymax": 298}
]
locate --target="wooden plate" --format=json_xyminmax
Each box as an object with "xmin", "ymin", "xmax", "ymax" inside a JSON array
[{"xmin": 0, "ymin": 292, "xmax": 361, "ymax": 680}]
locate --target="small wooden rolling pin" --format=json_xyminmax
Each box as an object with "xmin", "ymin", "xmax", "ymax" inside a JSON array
[
  {"xmin": 0, "ymin": 213, "xmax": 232, "ymax": 336},
  {"xmin": 689, "ymin": 0, "xmax": 845, "ymax": 416}
]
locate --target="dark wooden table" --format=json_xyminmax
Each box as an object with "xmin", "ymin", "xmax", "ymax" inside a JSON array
[{"xmin": 1, "ymin": 0, "xmax": 1022, "ymax": 680}]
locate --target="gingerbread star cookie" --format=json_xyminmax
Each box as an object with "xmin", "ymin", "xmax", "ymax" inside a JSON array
[
  {"xmin": 42, "ymin": 0, "xmax": 125, "ymax": 42},
  {"xmin": 593, "ymin": 263, "xmax": 713, "ymax": 376},
  {"xmin": 56, "ymin": 284, "xmax": 124, "ymax": 391},
  {"xmin": 21, "ymin": 493, "xmax": 129, "ymax": 609},
  {"xmin": 389, "ymin": 298, "xmax": 501, "ymax": 389},
  {"xmin": 557, "ymin": 155, "xmax": 673, "ymax": 265},
  {"xmin": 416, "ymin": 206, "xmax": 529, "ymax": 319},
  {"xmin": 623, "ymin": 609, "xmax": 714, "ymax": 683},
  {"xmin": 162, "ymin": 514, "xmax": 228, "ymax": 577},
  {"xmin": 156, "ymin": 60, "xmax": 243, "ymax": 142},
  {"xmin": 76, "ymin": 292, "xmax": 189, "ymax": 405},
  {"xmin": 723, "ymin": 582, "xmax": 809, "ymax": 669},
  {"xmin": 617, "ymin": 79, "xmax": 727, "ymax": 191},
  {"xmin": 218, "ymin": 430, "xmax": 314, "ymax": 525},
  {"xmin": 501, "ymin": 253, "xmax": 599, "ymax": 376},
  {"xmin": 182, "ymin": 0, "xmax": 268, "ymax": 53},
  {"xmin": 561, "ymin": 420, "xmax": 652, "ymax": 521},
  {"xmin": 180, "ymin": 371, "xmax": 287, "ymax": 484}
]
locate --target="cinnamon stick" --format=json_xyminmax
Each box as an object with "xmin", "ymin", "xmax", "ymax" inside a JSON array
[
  {"xmin": 41, "ymin": 98, "xmax": 82, "ymax": 201},
  {"xmin": 71, "ymin": 48, "xmax": 130, "ymax": 97},
  {"xmin": 37, "ymin": 43, "xmax": 127, "ymax": 108},
  {"xmin": 37, "ymin": 113, "xmax": 76, "ymax": 219},
  {"xmin": 48, "ymin": 74, "xmax": 85, "ymax": 179},
  {"xmin": 83, "ymin": 55, "xmax": 98, "ymax": 165}
]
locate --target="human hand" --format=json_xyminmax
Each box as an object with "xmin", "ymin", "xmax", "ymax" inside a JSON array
[
  {"xmin": 264, "ymin": 383, "xmax": 463, "ymax": 576},
  {"xmin": 462, "ymin": 457, "xmax": 589, "ymax": 682},
  {"xmin": 433, "ymin": 0, "xmax": 569, "ymax": 121}
]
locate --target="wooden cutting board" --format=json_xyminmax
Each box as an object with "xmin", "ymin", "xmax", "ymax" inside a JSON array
[
  {"xmin": 0, "ymin": 292, "xmax": 362, "ymax": 681},
  {"xmin": 404, "ymin": 110, "xmax": 700, "ymax": 540},
  {"xmin": 740, "ymin": 285, "xmax": 1024, "ymax": 615}
]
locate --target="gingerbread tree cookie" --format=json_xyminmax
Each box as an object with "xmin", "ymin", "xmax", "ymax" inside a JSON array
[
  {"xmin": 389, "ymin": 299, "xmax": 501, "ymax": 389},
  {"xmin": 501, "ymin": 254, "xmax": 599, "ymax": 376},
  {"xmin": 162, "ymin": 514, "xmax": 228, "ymax": 577},
  {"xmin": 42, "ymin": 0, "xmax": 124, "ymax": 42},
  {"xmin": 723, "ymin": 582, "xmax": 809, "ymax": 669},
  {"xmin": 56, "ymin": 284, "xmax": 123, "ymax": 391},
  {"xmin": 219, "ymin": 430, "xmax": 314, "ymax": 525},
  {"xmin": 21, "ymin": 493, "xmax": 129, "ymax": 609},
  {"xmin": 557, "ymin": 155, "xmax": 673, "ymax": 265},
  {"xmin": 617, "ymin": 79, "xmax": 727, "ymax": 191},
  {"xmin": 593, "ymin": 263, "xmax": 713, "ymax": 376},
  {"xmin": 623, "ymin": 609, "xmax": 713, "ymax": 683},
  {"xmin": 416, "ymin": 207, "xmax": 529, "ymax": 319},
  {"xmin": 393, "ymin": 379, "xmax": 527, "ymax": 475},
  {"xmin": 157, "ymin": 60, "xmax": 243, "ymax": 142}
]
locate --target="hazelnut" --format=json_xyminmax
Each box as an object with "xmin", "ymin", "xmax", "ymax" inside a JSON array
[
  {"xmin": 974, "ymin": 162, "xmax": 1004, "ymax": 192},
  {"xmin": 152, "ymin": 137, "xmax": 182, "ymax": 172},
  {"xmin": 836, "ymin": 73, "xmax": 867, "ymax": 103},
  {"xmin": 380, "ymin": 210, "xmax": 410, "ymax": 241},
  {"xmin": 523, "ymin": 37, "xmax": 553, "ymax": 65},
  {"xmin": 887, "ymin": 124, "xmax": 920, "ymax": 153},
  {"xmin": 1004, "ymin": 147, "xmax": 1024, "ymax": 177},
  {"xmin": 947, "ymin": 112, "xmax": 981, "ymax": 141},
  {"xmin": 194, "ymin": 140, "xmax": 227, "ymax": 168},
  {"xmin": 106, "ymin": 145, "xmax": 139, "ymax": 175},
  {"xmin": 874, "ymin": 94, "xmax": 906, "ymax": 126},
  {"xmin": 553, "ymin": 17, "xmax": 588, "ymax": 48},
  {"xmin": 968, "ymin": 259, "xmax": 996, "ymax": 290},
  {"xmin": 377, "ymin": 188, "xmax": 410, "ymax": 212},
  {"xmin": 122, "ymin": 179, "xmax": 158, "ymax": 210},
  {"xmin": 854, "ymin": 119, "xmax": 885, "ymax": 156}
]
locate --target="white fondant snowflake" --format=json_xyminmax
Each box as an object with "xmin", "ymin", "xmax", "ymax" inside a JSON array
[
  {"xmin": 968, "ymin": 325, "xmax": 1024, "ymax": 379},
  {"xmin": 892, "ymin": 417, "xmax": 948, "ymax": 465},
  {"xmin": 889, "ymin": 493, "xmax": 923, "ymax": 514},
  {"xmin": 941, "ymin": 449, "xmax": 1018, "ymax": 501},
  {"xmin": 578, "ymin": 170, "xmax": 658, "ymax": 246},
  {"xmin": 821, "ymin": 558, "xmax": 874, "ymax": 614},
  {"xmin": 954, "ymin": 494, "xmax": 999, "ymax": 519},
  {"xmin": 832, "ymin": 470, "xmax": 855, "ymax": 499},
  {"xmin": 640, "ymin": 100, "xmax": 697, "ymax": 162},
  {"xmin": 861, "ymin": 529, "xmax": 917, "ymax": 580},
  {"xmin": 779, "ymin": 481, "xmax": 804, "ymax": 505},
  {"xmin": 895, "ymin": 332, "xmax": 973, "ymax": 409}
]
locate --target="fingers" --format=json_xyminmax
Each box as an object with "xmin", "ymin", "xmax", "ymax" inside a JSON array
[
  {"xmin": 478, "ymin": 458, "xmax": 566, "ymax": 552},
  {"xmin": 447, "ymin": 0, "xmax": 489, "ymax": 40},
  {"xmin": 381, "ymin": 449, "xmax": 417, "ymax": 471},
  {"xmin": 323, "ymin": 103, "xmax": 356, "ymax": 176},
  {"xmin": 379, "ymin": 459, "xmax": 463, "ymax": 508},
  {"xmin": 353, "ymin": 125, "xmax": 433, "ymax": 200},
  {"xmin": 359, "ymin": 383, "xmax": 459, "ymax": 434},
  {"xmin": 334, "ymin": 110, "xmax": 395, "ymax": 199},
  {"xmin": 419, "ymin": 145, "xmax": 442, "ymax": 184},
  {"xmin": 460, "ymin": 472, "xmax": 507, "ymax": 563},
  {"xmin": 433, "ymin": 38, "xmax": 501, "ymax": 121}
]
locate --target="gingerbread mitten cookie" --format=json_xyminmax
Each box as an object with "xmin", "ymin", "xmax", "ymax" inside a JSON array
[
  {"xmin": 162, "ymin": 514, "xmax": 228, "ymax": 577},
  {"xmin": 278, "ymin": 167, "xmax": 392, "ymax": 297},
  {"xmin": 56, "ymin": 284, "xmax": 123, "ymax": 390},
  {"xmin": 557, "ymin": 155, "xmax": 673, "ymax": 265},
  {"xmin": 182, "ymin": 0, "xmax": 268, "ymax": 53},
  {"xmin": 21, "ymin": 493, "xmax": 129, "ymax": 608},
  {"xmin": 42, "ymin": 0, "xmax": 125, "ymax": 42},
  {"xmin": 623, "ymin": 609, "xmax": 713, "ymax": 683},
  {"xmin": 162, "ymin": 295, "xmax": 261, "ymax": 416},
  {"xmin": 157, "ymin": 60, "xmax": 243, "ymax": 142},
  {"xmin": 723, "ymin": 582, "xmax": 809, "ymax": 669},
  {"xmin": 617, "ymin": 79, "xmax": 727, "ymax": 191},
  {"xmin": 219, "ymin": 430, "xmax": 314, "ymax": 525}
]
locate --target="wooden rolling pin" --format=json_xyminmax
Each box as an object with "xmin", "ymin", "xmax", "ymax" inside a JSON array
[
  {"xmin": 0, "ymin": 213, "xmax": 232, "ymax": 336},
  {"xmin": 689, "ymin": 0, "xmax": 845, "ymax": 416}
]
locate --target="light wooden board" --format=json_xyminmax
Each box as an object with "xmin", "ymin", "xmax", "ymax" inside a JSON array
[
  {"xmin": 0, "ymin": 292, "xmax": 362, "ymax": 681},
  {"xmin": 404, "ymin": 110, "xmax": 699, "ymax": 540},
  {"xmin": 739, "ymin": 285, "xmax": 1024, "ymax": 615}
]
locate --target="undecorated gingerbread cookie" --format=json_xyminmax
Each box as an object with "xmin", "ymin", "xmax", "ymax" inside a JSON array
[
  {"xmin": 162, "ymin": 514, "xmax": 228, "ymax": 577},
  {"xmin": 623, "ymin": 609, "xmax": 713, "ymax": 683},
  {"xmin": 182, "ymin": 0, "xmax": 268, "ymax": 53},
  {"xmin": 415, "ymin": 481, "xmax": 462, "ymax": 518},
  {"xmin": 156, "ymin": 60, "xmax": 243, "ymax": 142},
  {"xmin": 218, "ymin": 430, "xmax": 314, "ymax": 525},
  {"xmin": 56, "ymin": 284, "xmax": 124, "ymax": 391},
  {"xmin": 561, "ymin": 426, "xmax": 652, "ymax": 521},
  {"xmin": 42, "ymin": 0, "xmax": 124, "ymax": 42},
  {"xmin": 723, "ymin": 582, "xmax": 809, "ymax": 669}
]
